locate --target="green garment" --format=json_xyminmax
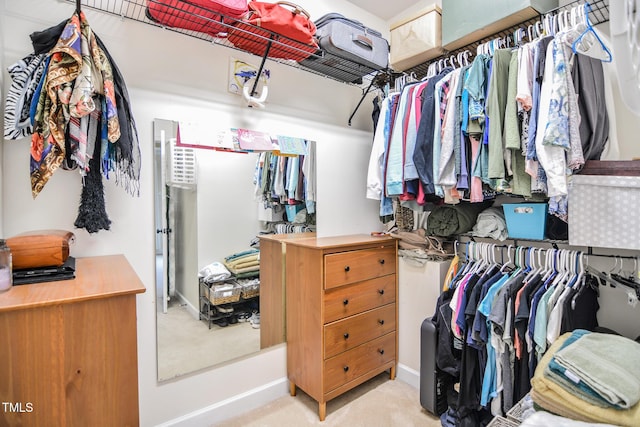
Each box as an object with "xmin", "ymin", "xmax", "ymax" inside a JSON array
[
  {"xmin": 486, "ymin": 49, "xmax": 512, "ymax": 180},
  {"xmin": 505, "ymin": 50, "xmax": 531, "ymax": 197}
]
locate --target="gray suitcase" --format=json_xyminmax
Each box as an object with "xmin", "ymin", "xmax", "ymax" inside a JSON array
[{"xmin": 300, "ymin": 13, "xmax": 389, "ymax": 83}]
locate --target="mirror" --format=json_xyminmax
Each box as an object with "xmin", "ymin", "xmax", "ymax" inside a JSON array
[{"xmin": 153, "ymin": 119, "xmax": 315, "ymax": 381}]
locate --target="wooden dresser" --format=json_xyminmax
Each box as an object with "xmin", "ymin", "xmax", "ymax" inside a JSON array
[
  {"xmin": 0, "ymin": 255, "xmax": 145, "ymax": 427},
  {"xmin": 285, "ymin": 234, "xmax": 398, "ymax": 421}
]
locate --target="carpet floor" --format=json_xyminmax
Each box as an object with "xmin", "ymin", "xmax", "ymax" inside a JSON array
[{"xmin": 213, "ymin": 372, "xmax": 442, "ymax": 427}]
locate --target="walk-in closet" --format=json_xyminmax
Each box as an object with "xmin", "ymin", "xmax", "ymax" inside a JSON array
[{"xmin": 1, "ymin": 0, "xmax": 639, "ymax": 426}]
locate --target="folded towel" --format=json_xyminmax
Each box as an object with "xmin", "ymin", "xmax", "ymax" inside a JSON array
[
  {"xmin": 229, "ymin": 258, "xmax": 260, "ymax": 270},
  {"xmin": 545, "ymin": 330, "xmax": 612, "ymax": 408},
  {"xmin": 224, "ymin": 252, "xmax": 259, "ymax": 265},
  {"xmin": 224, "ymin": 248, "xmax": 259, "ymax": 262},
  {"xmin": 553, "ymin": 332, "xmax": 640, "ymax": 409},
  {"xmin": 531, "ymin": 334, "xmax": 640, "ymax": 426},
  {"xmin": 520, "ymin": 411, "xmax": 618, "ymax": 427}
]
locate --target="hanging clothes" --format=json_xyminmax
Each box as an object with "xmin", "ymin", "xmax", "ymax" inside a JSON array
[
  {"xmin": 414, "ymin": 67, "xmax": 452, "ymax": 197},
  {"xmin": 366, "ymin": 21, "xmax": 612, "ymax": 228},
  {"xmin": 437, "ymin": 244, "xmax": 615, "ymax": 421}
]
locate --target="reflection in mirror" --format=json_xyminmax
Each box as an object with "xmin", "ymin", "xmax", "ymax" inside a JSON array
[{"xmin": 154, "ymin": 119, "xmax": 316, "ymax": 381}]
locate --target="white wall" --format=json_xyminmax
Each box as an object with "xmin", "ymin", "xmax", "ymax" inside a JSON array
[
  {"xmin": 397, "ymin": 258, "xmax": 448, "ymax": 388},
  {"xmin": 1, "ymin": 1, "xmax": 385, "ymax": 426},
  {"xmin": 0, "ymin": 1, "xmax": 5, "ymax": 238}
]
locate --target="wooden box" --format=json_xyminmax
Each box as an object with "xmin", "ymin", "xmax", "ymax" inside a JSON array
[{"xmin": 6, "ymin": 230, "xmax": 74, "ymax": 269}]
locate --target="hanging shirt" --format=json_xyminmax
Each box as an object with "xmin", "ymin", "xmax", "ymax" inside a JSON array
[
  {"xmin": 572, "ymin": 52, "xmax": 610, "ymax": 161},
  {"xmin": 516, "ymin": 43, "xmax": 535, "ymax": 112},
  {"xmin": 466, "ymin": 54, "xmax": 491, "ymax": 135},
  {"xmin": 433, "ymin": 70, "xmax": 455, "ymax": 198},
  {"xmin": 414, "ymin": 68, "xmax": 452, "ymax": 196},
  {"xmin": 525, "ymin": 36, "xmax": 553, "ymax": 197},
  {"xmin": 438, "ymin": 68, "xmax": 462, "ymax": 188},
  {"xmin": 404, "ymin": 81, "xmax": 429, "ymax": 181},
  {"xmin": 486, "ymin": 49, "xmax": 513, "ymax": 181},
  {"xmin": 386, "ymin": 87, "xmax": 414, "ymax": 196},
  {"xmin": 506, "ymin": 50, "xmax": 532, "ymax": 197},
  {"xmin": 535, "ymin": 41, "xmax": 569, "ymax": 199},
  {"xmin": 367, "ymin": 95, "xmax": 395, "ymax": 200}
]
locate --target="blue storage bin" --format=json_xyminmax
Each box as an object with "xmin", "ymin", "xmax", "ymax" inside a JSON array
[
  {"xmin": 285, "ymin": 204, "xmax": 304, "ymax": 222},
  {"xmin": 502, "ymin": 203, "xmax": 547, "ymax": 240}
]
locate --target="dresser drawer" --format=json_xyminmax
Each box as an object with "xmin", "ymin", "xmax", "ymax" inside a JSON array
[
  {"xmin": 324, "ymin": 246, "xmax": 396, "ymax": 290},
  {"xmin": 323, "ymin": 332, "xmax": 396, "ymax": 393},
  {"xmin": 324, "ymin": 275, "xmax": 396, "ymax": 323},
  {"xmin": 324, "ymin": 304, "xmax": 396, "ymax": 358}
]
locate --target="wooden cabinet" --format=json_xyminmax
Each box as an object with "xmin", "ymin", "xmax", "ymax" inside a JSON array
[
  {"xmin": 258, "ymin": 232, "xmax": 315, "ymax": 349},
  {"xmin": 285, "ymin": 234, "xmax": 398, "ymax": 421},
  {"xmin": 0, "ymin": 255, "xmax": 145, "ymax": 427}
]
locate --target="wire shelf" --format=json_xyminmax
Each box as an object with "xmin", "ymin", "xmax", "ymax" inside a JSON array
[
  {"xmin": 405, "ymin": 0, "xmax": 610, "ymax": 79},
  {"xmin": 65, "ymin": 0, "xmax": 381, "ymax": 87}
]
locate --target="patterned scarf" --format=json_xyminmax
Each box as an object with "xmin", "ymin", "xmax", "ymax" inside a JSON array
[
  {"xmin": 7, "ymin": 11, "xmax": 140, "ymax": 232},
  {"xmin": 30, "ymin": 13, "xmax": 83, "ymax": 197},
  {"xmin": 30, "ymin": 11, "xmax": 123, "ymax": 198}
]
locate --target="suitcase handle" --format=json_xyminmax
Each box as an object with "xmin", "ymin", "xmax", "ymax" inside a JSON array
[
  {"xmin": 276, "ymin": 1, "xmax": 311, "ymax": 19},
  {"xmin": 352, "ymin": 34, "xmax": 373, "ymax": 50}
]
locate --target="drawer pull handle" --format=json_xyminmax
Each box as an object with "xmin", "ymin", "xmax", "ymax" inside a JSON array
[
  {"xmin": 378, "ymin": 319, "xmax": 385, "ymax": 325},
  {"xmin": 344, "ymin": 266, "xmax": 351, "ymax": 272},
  {"xmin": 379, "ymin": 259, "xmax": 385, "ymax": 265},
  {"xmin": 343, "ymin": 366, "xmax": 349, "ymax": 372},
  {"xmin": 378, "ymin": 289, "xmax": 385, "ymax": 295},
  {"xmin": 379, "ymin": 349, "xmax": 385, "ymax": 355},
  {"xmin": 343, "ymin": 299, "xmax": 349, "ymax": 305},
  {"xmin": 343, "ymin": 333, "xmax": 350, "ymax": 339}
]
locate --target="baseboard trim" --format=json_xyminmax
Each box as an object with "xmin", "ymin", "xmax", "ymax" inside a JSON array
[
  {"xmin": 173, "ymin": 291, "xmax": 199, "ymax": 320},
  {"xmin": 396, "ymin": 363, "xmax": 420, "ymax": 390},
  {"xmin": 156, "ymin": 377, "xmax": 289, "ymax": 427}
]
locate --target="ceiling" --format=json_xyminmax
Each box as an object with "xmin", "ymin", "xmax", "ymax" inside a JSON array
[{"xmin": 346, "ymin": 0, "xmax": 438, "ymax": 22}]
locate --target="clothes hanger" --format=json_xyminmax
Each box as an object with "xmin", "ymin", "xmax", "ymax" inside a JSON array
[
  {"xmin": 572, "ymin": 2, "xmax": 613, "ymax": 62},
  {"xmin": 514, "ymin": 28, "xmax": 525, "ymax": 46},
  {"xmin": 535, "ymin": 20, "xmax": 544, "ymax": 38},
  {"xmin": 500, "ymin": 244, "xmax": 515, "ymax": 273},
  {"xmin": 559, "ymin": 10, "xmax": 570, "ymax": 33},
  {"xmin": 543, "ymin": 14, "xmax": 552, "ymax": 36},
  {"xmin": 448, "ymin": 55, "xmax": 458, "ymax": 69},
  {"xmin": 426, "ymin": 62, "xmax": 437, "ymax": 78},
  {"xmin": 528, "ymin": 24, "xmax": 535, "ymax": 43}
]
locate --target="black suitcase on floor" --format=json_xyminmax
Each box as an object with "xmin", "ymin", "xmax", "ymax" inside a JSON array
[
  {"xmin": 299, "ymin": 13, "xmax": 389, "ymax": 84},
  {"xmin": 420, "ymin": 317, "xmax": 448, "ymax": 416}
]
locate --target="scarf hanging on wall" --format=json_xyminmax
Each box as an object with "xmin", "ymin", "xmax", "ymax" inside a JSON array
[{"xmin": 4, "ymin": 10, "xmax": 141, "ymax": 233}]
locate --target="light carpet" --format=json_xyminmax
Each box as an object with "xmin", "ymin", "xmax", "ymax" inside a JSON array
[
  {"xmin": 157, "ymin": 301, "xmax": 261, "ymax": 380},
  {"xmin": 213, "ymin": 372, "xmax": 442, "ymax": 427}
]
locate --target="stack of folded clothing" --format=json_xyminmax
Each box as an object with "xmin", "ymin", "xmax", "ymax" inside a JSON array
[
  {"xmin": 530, "ymin": 329, "xmax": 640, "ymax": 426},
  {"xmin": 198, "ymin": 261, "xmax": 232, "ymax": 285},
  {"xmin": 471, "ymin": 206, "xmax": 508, "ymax": 241},
  {"xmin": 223, "ymin": 248, "xmax": 260, "ymax": 279}
]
